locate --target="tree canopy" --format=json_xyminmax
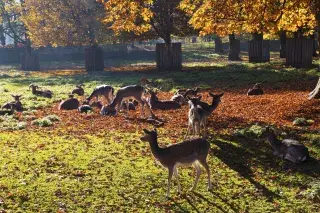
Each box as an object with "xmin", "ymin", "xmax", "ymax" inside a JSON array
[{"xmin": 22, "ymin": 0, "xmax": 110, "ymax": 47}]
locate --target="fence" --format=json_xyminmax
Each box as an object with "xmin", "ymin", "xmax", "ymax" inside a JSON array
[
  {"xmin": 248, "ymin": 40, "xmax": 270, "ymax": 62},
  {"xmin": 286, "ymin": 38, "xmax": 313, "ymax": 68}
]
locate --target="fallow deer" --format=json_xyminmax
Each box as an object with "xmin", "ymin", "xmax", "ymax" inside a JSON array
[
  {"xmin": 140, "ymin": 128, "xmax": 212, "ymax": 197},
  {"xmin": 194, "ymin": 92, "xmax": 224, "ymax": 137},
  {"xmin": 170, "ymin": 93, "xmax": 187, "ymax": 105},
  {"xmin": 2, "ymin": 95, "xmax": 23, "ymax": 112},
  {"xmin": 58, "ymin": 94, "xmax": 80, "ymax": 110},
  {"xmin": 247, "ymin": 83, "xmax": 264, "ymax": 96},
  {"xmin": 86, "ymin": 85, "xmax": 114, "ymax": 104},
  {"xmin": 148, "ymin": 91, "xmax": 181, "ymax": 110},
  {"xmin": 265, "ymin": 127, "xmax": 309, "ymax": 163},
  {"xmin": 184, "ymin": 87, "xmax": 200, "ymax": 97},
  {"xmin": 29, "ymin": 84, "xmax": 53, "ymax": 98},
  {"xmin": 101, "ymin": 85, "xmax": 151, "ymax": 117},
  {"xmin": 72, "ymin": 84, "xmax": 84, "ymax": 96},
  {"xmin": 185, "ymin": 96, "xmax": 202, "ymax": 139}
]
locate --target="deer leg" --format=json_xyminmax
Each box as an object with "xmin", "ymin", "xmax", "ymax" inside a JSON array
[
  {"xmin": 125, "ymin": 100, "xmax": 129, "ymax": 117},
  {"xmin": 184, "ymin": 122, "xmax": 191, "ymax": 140},
  {"xmin": 173, "ymin": 166, "xmax": 181, "ymax": 193},
  {"xmin": 167, "ymin": 167, "xmax": 174, "ymax": 198},
  {"xmin": 198, "ymin": 158, "xmax": 212, "ymax": 190},
  {"xmin": 190, "ymin": 162, "xmax": 201, "ymax": 191}
]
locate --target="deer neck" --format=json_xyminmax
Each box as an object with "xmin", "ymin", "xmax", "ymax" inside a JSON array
[
  {"xmin": 210, "ymin": 99, "xmax": 220, "ymax": 112},
  {"xmin": 148, "ymin": 137, "xmax": 162, "ymax": 160},
  {"xmin": 109, "ymin": 95, "xmax": 122, "ymax": 108},
  {"xmin": 267, "ymin": 132, "xmax": 282, "ymax": 149}
]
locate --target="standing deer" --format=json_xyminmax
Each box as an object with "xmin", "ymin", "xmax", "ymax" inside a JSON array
[
  {"xmin": 140, "ymin": 128, "xmax": 212, "ymax": 197},
  {"xmin": 185, "ymin": 96, "xmax": 202, "ymax": 139},
  {"xmin": 265, "ymin": 127, "xmax": 309, "ymax": 163},
  {"xmin": 195, "ymin": 92, "xmax": 224, "ymax": 137},
  {"xmin": 101, "ymin": 85, "xmax": 151, "ymax": 117},
  {"xmin": 87, "ymin": 85, "xmax": 114, "ymax": 104}
]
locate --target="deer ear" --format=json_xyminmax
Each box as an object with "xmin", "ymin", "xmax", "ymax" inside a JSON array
[
  {"xmin": 143, "ymin": 129, "xmax": 150, "ymax": 134},
  {"xmin": 218, "ymin": 93, "xmax": 224, "ymax": 97},
  {"xmin": 197, "ymin": 96, "xmax": 202, "ymax": 101},
  {"xmin": 209, "ymin": 92, "xmax": 214, "ymax": 97},
  {"xmin": 153, "ymin": 128, "xmax": 157, "ymax": 133}
]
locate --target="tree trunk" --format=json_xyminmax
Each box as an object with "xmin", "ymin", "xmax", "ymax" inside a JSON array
[
  {"xmin": 20, "ymin": 48, "xmax": 40, "ymax": 71},
  {"xmin": 308, "ymin": 78, "xmax": 320, "ymax": 99},
  {"xmin": 156, "ymin": 43, "xmax": 182, "ymax": 71},
  {"xmin": 228, "ymin": 34, "xmax": 240, "ymax": 60},
  {"xmin": 249, "ymin": 32, "xmax": 270, "ymax": 63},
  {"xmin": 0, "ymin": 25, "xmax": 5, "ymax": 46},
  {"xmin": 85, "ymin": 45, "xmax": 104, "ymax": 72},
  {"xmin": 192, "ymin": 36, "xmax": 197, "ymax": 43},
  {"xmin": 214, "ymin": 36, "xmax": 223, "ymax": 53},
  {"xmin": 310, "ymin": 33, "xmax": 318, "ymax": 56},
  {"xmin": 280, "ymin": 31, "xmax": 286, "ymax": 58}
]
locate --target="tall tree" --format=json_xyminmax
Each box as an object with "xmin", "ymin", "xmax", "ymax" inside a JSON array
[
  {"xmin": 102, "ymin": 0, "xmax": 195, "ymax": 45},
  {"xmin": 22, "ymin": 0, "xmax": 110, "ymax": 47}
]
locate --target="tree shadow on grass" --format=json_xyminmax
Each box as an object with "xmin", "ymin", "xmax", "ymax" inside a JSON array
[{"xmin": 210, "ymin": 137, "xmax": 281, "ymax": 202}]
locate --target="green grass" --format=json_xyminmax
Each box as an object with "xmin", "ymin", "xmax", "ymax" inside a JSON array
[
  {"xmin": 0, "ymin": 131, "xmax": 319, "ymax": 212},
  {"xmin": 0, "ymin": 49, "xmax": 319, "ymax": 212}
]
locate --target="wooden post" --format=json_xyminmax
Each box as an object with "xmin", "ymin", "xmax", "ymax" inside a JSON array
[
  {"xmin": 85, "ymin": 46, "xmax": 104, "ymax": 72},
  {"xmin": 214, "ymin": 36, "xmax": 223, "ymax": 53},
  {"xmin": 156, "ymin": 43, "xmax": 182, "ymax": 71},
  {"xmin": 280, "ymin": 31, "xmax": 286, "ymax": 58},
  {"xmin": 248, "ymin": 39, "xmax": 270, "ymax": 63},
  {"xmin": 286, "ymin": 38, "xmax": 313, "ymax": 68},
  {"xmin": 228, "ymin": 34, "xmax": 240, "ymax": 61}
]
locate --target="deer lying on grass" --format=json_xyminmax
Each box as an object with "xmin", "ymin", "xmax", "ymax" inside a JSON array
[
  {"xmin": 140, "ymin": 128, "xmax": 212, "ymax": 197},
  {"xmin": 78, "ymin": 105, "xmax": 93, "ymax": 113},
  {"xmin": 247, "ymin": 83, "xmax": 264, "ymax": 96},
  {"xmin": 148, "ymin": 91, "xmax": 181, "ymax": 110},
  {"xmin": 58, "ymin": 94, "xmax": 80, "ymax": 110},
  {"xmin": 2, "ymin": 95, "xmax": 23, "ymax": 112},
  {"xmin": 170, "ymin": 93, "xmax": 187, "ymax": 105},
  {"xmin": 72, "ymin": 84, "xmax": 84, "ymax": 96},
  {"xmin": 86, "ymin": 85, "xmax": 114, "ymax": 104},
  {"xmin": 101, "ymin": 85, "xmax": 151, "ymax": 117},
  {"xmin": 265, "ymin": 127, "xmax": 309, "ymax": 163},
  {"xmin": 0, "ymin": 105, "xmax": 14, "ymax": 115},
  {"xmin": 29, "ymin": 84, "xmax": 53, "ymax": 98}
]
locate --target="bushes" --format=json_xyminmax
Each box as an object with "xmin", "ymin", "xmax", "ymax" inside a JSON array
[
  {"xmin": 0, "ymin": 115, "xmax": 27, "ymax": 130},
  {"xmin": 31, "ymin": 114, "xmax": 60, "ymax": 127}
]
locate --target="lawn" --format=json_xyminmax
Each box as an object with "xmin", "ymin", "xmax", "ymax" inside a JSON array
[{"xmin": 0, "ymin": 50, "xmax": 320, "ymax": 212}]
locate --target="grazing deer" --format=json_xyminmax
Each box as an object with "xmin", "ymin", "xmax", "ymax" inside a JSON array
[
  {"xmin": 265, "ymin": 127, "xmax": 309, "ymax": 163},
  {"xmin": 140, "ymin": 128, "xmax": 212, "ymax": 197},
  {"xmin": 58, "ymin": 94, "xmax": 80, "ymax": 110},
  {"xmin": 101, "ymin": 85, "xmax": 151, "ymax": 117},
  {"xmin": 87, "ymin": 85, "xmax": 114, "ymax": 104},
  {"xmin": 185, "ymin": 96, "xmax": 202, "ymax": 139},
  {"xmin": 148, "ymin": 91, "xmax": 181, "ymax": 110},
  {"xmin": 29, "ymin": 84, "xmax": 53, "ymax": 98},
  {"xmin": 72, "ymin": 84, "xmax": 84, "ymax": 96},
  {"xmin": 247, "ymin": 83, "xmax": 264, "ymax": 96}
]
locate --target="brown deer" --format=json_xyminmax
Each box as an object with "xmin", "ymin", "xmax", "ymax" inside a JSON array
[
  {"xmin": 86, "ymin": 85, "xmax": 114, "ymax": 104},
  {"xmin": 101, "ymin": 85, "xmax": 151, "ymax": 117},
  {"xmin": 58, "ymin": 94, "xmax": 80, "ymax": 110},
  {"xmin": 148, "ymin": 91, "xmax": 181, "ymax": 110},
  {"xmin": 29, "ymin": 84, "xmax": 53, "ymax": 98},
  {"xmin": 184, "ymin": 87, "xmax": 200, "ymax": 97},
  {"xmin": 120, "ymin": 99, "xmax": 138, "ymax": 111},
  {"xmin": 170, "ymin": 93, "xmax": 187, "ymax": 105},
  {"xmin": 2, "ymin": 95, "xmax": 23, "ymax": 112},
  {"xmin": 265, "ymin": 127, "xmax": 309, "ymax": 163},
  {"xmin": 140, "ymin": 128, "xmax": 212, "ymax": 197},
  {"xmin": 72, "ymin": 84, "xmax": 84, "ymax": 96},
  {"xmin": 247, "ymin": 83, "xmax": 264, "ymax": 96},
  {"xmin": 189, "ymin": 92, "xmax": 224, "ymax": 138}
]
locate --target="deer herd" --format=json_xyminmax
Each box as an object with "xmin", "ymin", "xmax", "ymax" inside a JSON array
[{"xmin": 0, "ymin": 79, "xmax": 311, "ymax": 197}]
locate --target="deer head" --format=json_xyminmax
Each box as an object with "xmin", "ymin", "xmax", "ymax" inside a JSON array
[{"xmin": 11, "ymin": 95, "xmax": 22, "ymax": 101}]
